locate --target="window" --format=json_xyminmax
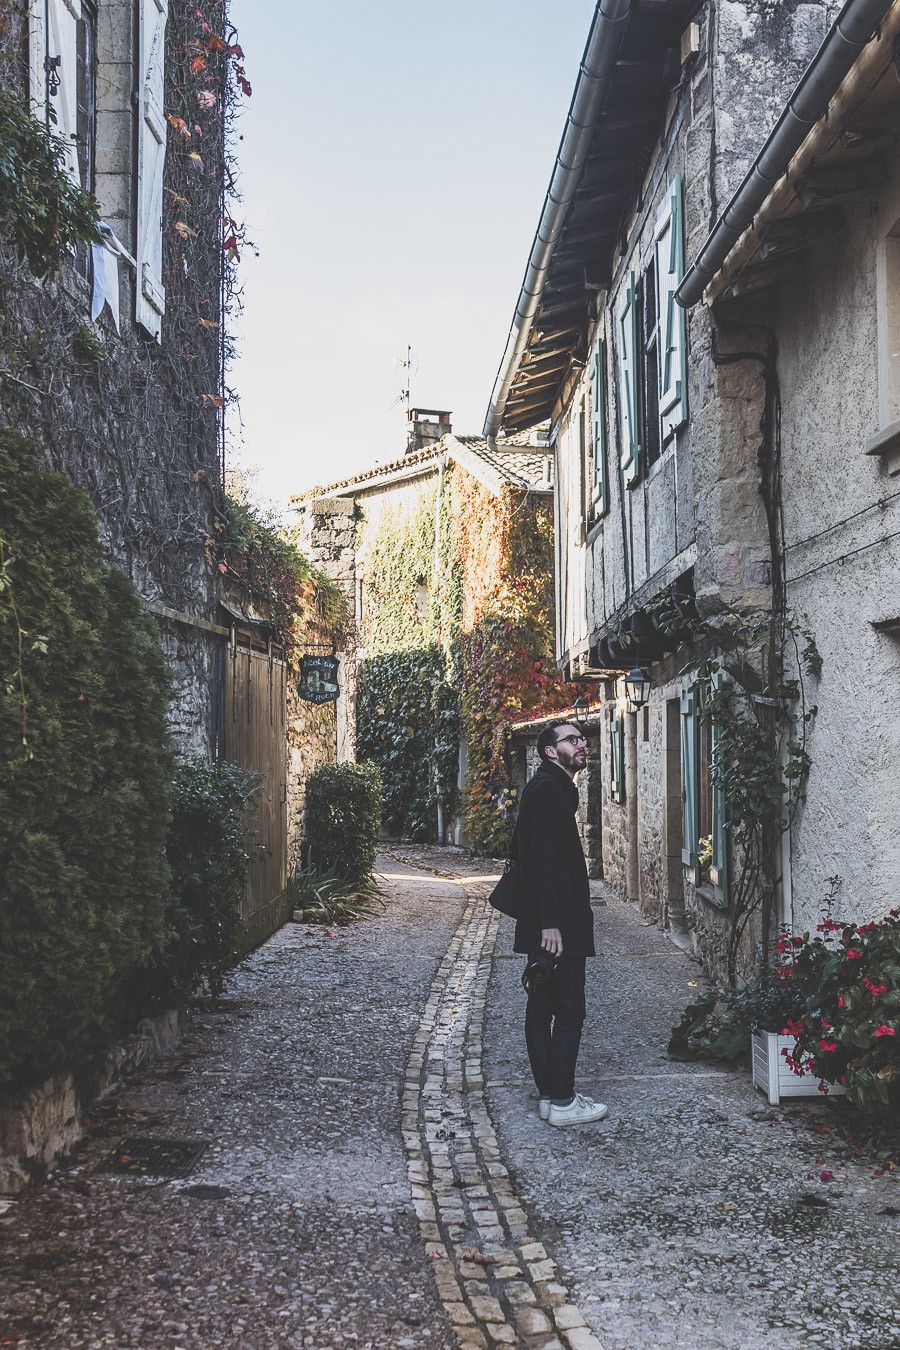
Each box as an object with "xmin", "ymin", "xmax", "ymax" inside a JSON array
[
  {"xmin": 616, "ymin": 275, "xmax": 640, "ymax": 488},
  {"xmin": 682, "ymin": 681, "xmax": 728, "ymax": 898},
  {"xmin": 75, "ymin": 1, "xmax": 97, "ymax": 194},
  {"xmin": 637, "ymin": 257, "xmax": 662, "ymax": 471},
  {"xmin": 591, "ymin": 335, "xmax": 609, "ymax": 516},
  {"xmin": 610, "ymin": 706, "xmax": 625, "ymax": 804}
]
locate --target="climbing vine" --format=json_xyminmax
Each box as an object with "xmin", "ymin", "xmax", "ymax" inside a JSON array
[
  {"xmin": 356, "ymin": 467, "xmax": 582, "ymax": 853},
  {"xmin": 215, "ymin": 493, "xmax": 348, "ymax": 654},
  {"xmin": 0, "ymin": 85, "xmax": 100, "ymax": 275},
  {"xmin": 698, "ymin": 606, "xmax": 821, "ymax": 985},
  {"xmin": 456, "ymin": 475, "xmax": 580, "ymax": 853},
  {"xmin": 0, "ymin": 2, "xmax": 252, "ymax": 622},
  {"xmin": 356, "ymin": 483, "xmax": 461, "ymax": 839}
]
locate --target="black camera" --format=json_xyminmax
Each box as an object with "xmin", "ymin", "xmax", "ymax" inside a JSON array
[{"xmin": 521, "ymin": 949, "xmax": 559, "ymax": 996}]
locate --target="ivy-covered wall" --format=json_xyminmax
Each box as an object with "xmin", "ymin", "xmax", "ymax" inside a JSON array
[
  {"xmin": 355, "ymin": 463, "xmax": 577, "ymax": 854},
  {"xmin": 356, "ymin": 481, "xmax": 461, "ymax": 840}
]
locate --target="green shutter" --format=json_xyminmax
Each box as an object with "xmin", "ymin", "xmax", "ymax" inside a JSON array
[
  {"xmin": 617, "ymin": 274, "xmax": 640, "ymax": 487},
  {"xmin": 680, "ymin": 686, "xmax": 698, "ymax": 867},
  {"xmin": 611, "ymin": 706, "xmax": 625, "ymax": 804},
  {"xmin": 654, "ymin": 176, "xmax": 688, "ymax": 440},
  {"xmin": 591, "ymin": 337, "xmax": 609, "ymax": 516},
  {"xmin": 710, "ymin": 678, "xmax": 729, "ymax": 901}
]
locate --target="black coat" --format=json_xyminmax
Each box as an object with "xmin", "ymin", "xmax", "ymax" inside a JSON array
[{"xmin": 513, "ymin": 760, "xmax": 595, "ymax": 958}]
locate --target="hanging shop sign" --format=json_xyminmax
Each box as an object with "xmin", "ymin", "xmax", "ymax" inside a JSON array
[{"xmin": 298, "ymin": 653, "xmax": 340, "ymax": 704}]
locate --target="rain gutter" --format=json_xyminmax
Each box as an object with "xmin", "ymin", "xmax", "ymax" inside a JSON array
[
  {"xmin": 676, "ymin": 0, "xmax": 894, "ymax": 309},
  {"xmin": 482, "ymin": 0, "xmax": 632, "ymax": 445}
]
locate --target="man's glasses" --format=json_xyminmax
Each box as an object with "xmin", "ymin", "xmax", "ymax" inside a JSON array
[{"xmin": 554, "ymin": 733, "xmax": 587, "ymax": 747}]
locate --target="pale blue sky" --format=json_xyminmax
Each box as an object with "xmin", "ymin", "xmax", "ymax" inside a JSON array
[{"xmin": 228, "ymin": 0, "xmax": 596, "ymax": 507}]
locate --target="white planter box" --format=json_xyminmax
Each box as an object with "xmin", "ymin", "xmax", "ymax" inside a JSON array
[{"xmin": 751, "ymin": 1032, "xmax": 846, "ymax": 1105}]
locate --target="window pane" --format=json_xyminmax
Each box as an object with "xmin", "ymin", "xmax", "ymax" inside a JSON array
[{"xmin": 75, "ymin": 4, "xmax": 96, "ymax": 194}]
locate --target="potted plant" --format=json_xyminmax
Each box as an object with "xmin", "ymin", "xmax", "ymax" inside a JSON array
[{"xmin": 771, "ymin": 909, "xmax": 900, "ymax": 1115}]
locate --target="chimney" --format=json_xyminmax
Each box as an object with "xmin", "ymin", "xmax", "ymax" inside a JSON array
[{"xmin": 406, "ymin": 407, "xmax": 452, "ymax": 455}]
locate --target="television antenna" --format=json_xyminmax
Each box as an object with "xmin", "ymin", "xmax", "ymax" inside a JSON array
[{"xmin": 389, "ymin": 344, "xmax": 419, "ymax": 411}]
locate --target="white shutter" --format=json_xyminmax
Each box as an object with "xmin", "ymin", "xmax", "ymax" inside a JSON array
[
  {"xmin": 655, "ymin": 176, "xmax": 688, "ymax": 440},
  {"xmin": 29, "ymin": 0, "xmax": 80, "ymax": 185},
  {"xmin": 617, "ymin": 273, "xmax": 639, "ymax": 487},
  {"xmin": 136, "ymin": 0, "xmax": 168, "ymax": 339}
]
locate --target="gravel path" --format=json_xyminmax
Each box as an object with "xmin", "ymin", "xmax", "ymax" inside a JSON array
[
  {"xmin": 2, "ymin": 848, "xmax": 897, "ymax": 1350},
  {"xmin": 485, "ymin": 881, "xmax": 900, "ymax": 1350},
  {"xmin": 0, "ymin": 853, "xmax": 467, "ymax": 1349}
]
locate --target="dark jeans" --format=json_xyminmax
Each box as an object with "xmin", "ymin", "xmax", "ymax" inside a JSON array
[{"xmin": 524, "ymin": 955, "xmax": 586, "ymax": 1101}]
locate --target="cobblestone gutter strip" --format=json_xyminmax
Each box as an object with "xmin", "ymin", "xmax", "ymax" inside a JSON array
[{"xmin": 404, "ymin": 879, "xmax": 604, "ymax": 1350}]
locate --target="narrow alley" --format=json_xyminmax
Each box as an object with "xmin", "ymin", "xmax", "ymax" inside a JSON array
[{"xmin": 1, "ymin": 851, "xmax": 896, "ymax": 1350}]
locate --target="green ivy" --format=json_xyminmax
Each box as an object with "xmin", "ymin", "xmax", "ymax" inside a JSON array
[
  {"xmin": 356, "ymin": 483, "xmax": 461, "ymax": 840},
  {"xmin": 0, "ymin": 87, "xmax": 101, "ymax": 275},
  {"xmin": 355, "ymin": 471, "xmax": 574, "ymax": 851},
  {"xmin": 219, "ymin": 494, "xmax": 348, "ymax": 652}
]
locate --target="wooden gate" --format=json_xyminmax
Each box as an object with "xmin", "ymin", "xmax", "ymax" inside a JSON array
[{"xmin": 223, "ymin": 632, "xmax": 289, "ymax": 948}]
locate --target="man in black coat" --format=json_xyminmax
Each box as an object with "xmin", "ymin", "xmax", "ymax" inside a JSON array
[{"xmin": 514, "ymin": 720, "xmax": 607, "ymax": 1128}]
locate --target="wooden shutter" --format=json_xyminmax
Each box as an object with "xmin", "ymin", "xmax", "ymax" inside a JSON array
[
  {"xmin": 680, "ymin": 685, "xmax": 699, "ymax": 867},
  {"xmin": 610, "ymin": 706, "xmax": 625, "ymax": 804},
  {"xmin": 29, "ymin": 0, "xmax": 80, "ymax": 184},
  {"xmin": 710, "ymin": 675, "xmax": 729, "ymax": 901},
  {"xmin": 655, "ymin": 176, "xmax": 688, "ymax": 440},
  {"xmin": 136, "ymin": 0, "xmax": 168, "ymax": 339},
  {"xmin": 591, "ymin": 336, "xmax": 609, "ymax": 516},
  {"xmin": 617, "ymin": 275, "xmax": 640, "ymax": 487}
]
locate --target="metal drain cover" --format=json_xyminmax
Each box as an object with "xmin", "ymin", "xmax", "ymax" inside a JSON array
[{"xmin": 102, "ymin": 1137, "xmax": 209, "ymax": 1178}]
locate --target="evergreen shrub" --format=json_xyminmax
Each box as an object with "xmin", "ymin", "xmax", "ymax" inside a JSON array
[
  {"xmin": 138, "ymin": 758, "xmax": 258, "ymax": 1005},
  {"xmin": 304, "ymin": 762, "xmax": 382, "ymax": 886},
  {"xmin": 0, "ymin": 431, "xmax": 172, "ymax": 1088}
]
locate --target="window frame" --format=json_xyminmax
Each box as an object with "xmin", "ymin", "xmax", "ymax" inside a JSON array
[
  {"xmin": 590, "ymin": 334, "xmax": 610, "ymax": 517},
  {"xmin": 610, "ymin": 705, "xmax": 626, "ymax": 804}
]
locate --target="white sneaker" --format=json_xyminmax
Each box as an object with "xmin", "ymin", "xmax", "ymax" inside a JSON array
[
  {"xmin": 547, "ymin": 1093, "xmax": 609, "ymax": 1128},
  {"xmin": 539, "ymin": 1098, "xmax": 551, "ymax": 1121}
]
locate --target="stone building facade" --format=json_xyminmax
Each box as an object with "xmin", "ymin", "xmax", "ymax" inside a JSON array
[
  {"xmin": 486, "ymin": 0, "xmax": 896, "ymax": 981},
  {"xmin": 295, "ymin": 416, "xmax": 567, "ymax": 851},
  {"xmin": 0, "ymin": 0, "xmax": 227, "ymax": 754}
]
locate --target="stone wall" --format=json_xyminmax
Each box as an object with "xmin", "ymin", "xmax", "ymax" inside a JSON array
[
  {"xmin": 0, "ymin": 3, "xmax": 224, "ymax": 757},
  {"xmin": 285, "ymin": 648, "xmax": 338, "ymax": 874},
  {"xmin": 285, "ymin": 498, "xmax": 359, "ymax": 868},
  {"xmin": 0, "ymin": 1008, "xmax": 183, "ymax": 1195}
]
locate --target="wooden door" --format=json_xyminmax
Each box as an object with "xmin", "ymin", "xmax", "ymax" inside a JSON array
[{"xmin": 223, "ymin": 636, "xmax": 288, "ymax": 947}]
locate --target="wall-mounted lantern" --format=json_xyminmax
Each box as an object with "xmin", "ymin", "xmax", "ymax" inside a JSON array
[
  {"xmin": 623, "ymin": 665, "xmax": 651, "ymax": 713},
  {"xmin": 298, "ymin": 653, "xmax": 340, "ymax": 703}
]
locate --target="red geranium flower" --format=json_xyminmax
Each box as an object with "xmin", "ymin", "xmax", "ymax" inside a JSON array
[
  {"xmin": 873, "ymin": 1025, "xmax": 896, "ymax": 1038},
  {"xmin": 818, "ymin": 1040, "xmax": 837, "ymax": 1052},
  {"xmin": 846, "ymin": 950, "xmax": 863, "ymax": 959}
]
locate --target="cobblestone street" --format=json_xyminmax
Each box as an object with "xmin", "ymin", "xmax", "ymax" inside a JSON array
[{"xmin": 1, "ymin": 849, "xmax": 897, "ymax": 1349}]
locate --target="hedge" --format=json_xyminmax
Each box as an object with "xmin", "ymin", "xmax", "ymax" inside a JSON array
[
  {"xmin": 304, "ymin": 762, "xmax": 382, "ymax": 886},
  {"xmin": 0, "ymin": 431, "xmax": 173, "ymax": 1088}
]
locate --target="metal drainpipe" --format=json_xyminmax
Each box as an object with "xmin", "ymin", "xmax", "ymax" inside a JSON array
[
  {"xmin": 677, "ymin": 0, "xmax": 894, "ymax": 308},
  {"xmin": 483, "ymin": 0, "xmax": 632, "ymax": 447},
  {"xmin": 625, "ymin": 710, "xmax": 639, "ymax": 905}
]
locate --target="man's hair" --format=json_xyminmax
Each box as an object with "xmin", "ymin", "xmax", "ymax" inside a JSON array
[{"xmin": 537, "ymin": 719, "xmax": 577, "ymax": 762}]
